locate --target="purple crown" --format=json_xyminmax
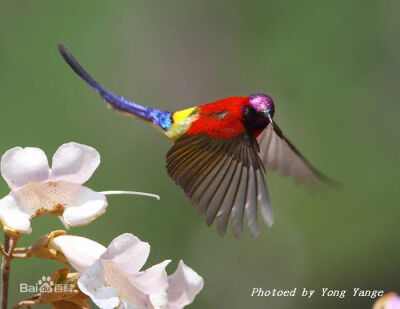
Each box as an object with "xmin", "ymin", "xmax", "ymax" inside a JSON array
[{"xmin": 248, "ymin": 93, "xmax": 274, "ymax": 113}]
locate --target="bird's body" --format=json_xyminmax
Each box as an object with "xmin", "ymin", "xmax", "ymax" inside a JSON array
[
  {"xmin": 59, "ymin": 44, "xmax": 335, "ymax": 237},
  {"xmin": 166, "ymin": 97, "xmax": 267, "ymax": 141}
]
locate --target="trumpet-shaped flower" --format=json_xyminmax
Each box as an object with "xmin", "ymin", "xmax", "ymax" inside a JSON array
[
  {"xmin": 0, "ymin": 142, "xmax": 159, "ymax": 235},
  {"xmin": 0, "ymin": 142, "xmax": 105, "ymax": 234},
  {"xmin": 48, "ymin": 233, "xmax": 203, "ymax": 309}
]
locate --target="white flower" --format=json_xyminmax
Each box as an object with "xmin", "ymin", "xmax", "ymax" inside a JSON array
[
  {"xmin": 0, "ymin": 142, "xmax": 159, "ymax": 234},
  {"xmin": 49, "ymin": 233, "xmax": 203, "ymax": 309}
]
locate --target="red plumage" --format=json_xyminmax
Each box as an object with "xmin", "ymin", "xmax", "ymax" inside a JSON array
[{"xmin": 186, "ymin": 96, "xmax": 250, "ymax": 139}]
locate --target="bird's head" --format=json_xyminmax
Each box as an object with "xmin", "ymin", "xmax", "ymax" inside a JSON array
[
  {"xmin": 242, "ymin": 93, "xmax": 275, "ymax": 131},
  {"xmin": 248, "ymin": 93, "xmax": 275, "ymax": 124},
  {"xmin": 249, "ymin": 93, "xmax": 275, "ymax": 118}
]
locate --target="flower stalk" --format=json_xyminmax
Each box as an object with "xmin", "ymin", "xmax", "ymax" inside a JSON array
[{"xmin": 1, "ymin": 233, "xmax": 20, "ymax": 309}]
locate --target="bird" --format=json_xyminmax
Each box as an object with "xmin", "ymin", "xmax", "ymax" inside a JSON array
[{"xmin": 58, "ymin": 44, "xmax": 335, "ymax": 237}]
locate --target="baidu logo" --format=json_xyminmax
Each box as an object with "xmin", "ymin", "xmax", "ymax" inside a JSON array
[{"xmin": 20, "ymin": 276, "xmax": 72, "ymax": 293}]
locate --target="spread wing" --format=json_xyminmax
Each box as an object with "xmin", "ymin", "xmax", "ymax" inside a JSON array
[
  {"xmin": 166, "ymin": 132, "xmax": 273, "ymax": 237},
  {"xmin": 258, "ymin": 121, "xmax": 336, "ymax": 187}
]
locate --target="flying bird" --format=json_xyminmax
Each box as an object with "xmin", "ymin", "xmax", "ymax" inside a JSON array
[{"xmin": 58, "ymin": 44, "xmax": 335, "ymax": 237}]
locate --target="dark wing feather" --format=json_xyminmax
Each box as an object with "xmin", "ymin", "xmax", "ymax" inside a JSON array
[
  {"xmin": 258, "ymin": 121, "xmax": 337, "ymax": 187},
  {"xmin": 166, "ymin": 132, "xmax": 273, "ymax": 237}
]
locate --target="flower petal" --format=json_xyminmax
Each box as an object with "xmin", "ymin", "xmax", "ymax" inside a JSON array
[
  {"xmin": 1, "ymin": 147, "xmax": 49, "ymax": 190},
  {"xmin": 51, "ymin": 142, "xmax": 100, "ymax": 184},
  {"xmin": 387, "ymin": 296, "xmax": 400, "ymax": 309},
  {"xmin": 78, "ymin": 261, "xmax": 120, "ymax": 309},
  {"xmin": 149, "ymin": 292, "xmax": 168, "ymax": 309},
  {"xmin": 0, "ymin": 194, "xmax": 31, "ymax": 233},
  {"xmin": 62, "ymin": 187, "xmax": 107, "ymax": 226},
  {"xmin": 132, "ymin": 260, "xmax": 171, "ymax": 295},
  {"xmin": 101, "ymin": 233, "xmax": 150, "ymax": 274},
  {"xmin": 50, "ymin": 235, "xmax": 106, "ymax": 273},
  {"xmin": 167, "ymin": 260, "xmax": 204, "ymax": 309},
  {"xmin": 10, "ymin": 181, "xmax": 106, "ymax": 227},
  {"xmin": 119, "ymin": 299, "xmax": 150, "ymax": 309},
  {"xmin": 101, "ymin": 259, "xmax": 150, "ymax": 309}
]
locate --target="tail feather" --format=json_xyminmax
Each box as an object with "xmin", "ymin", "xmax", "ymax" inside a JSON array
[{"xmin": 58, "ymin": 44, "xmax": 172, "ymax": 130}]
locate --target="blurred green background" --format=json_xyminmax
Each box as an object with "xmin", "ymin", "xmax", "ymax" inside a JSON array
[{"xmin": 0, "ymin": 0, "xmax": 399, "ymax": 308}]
